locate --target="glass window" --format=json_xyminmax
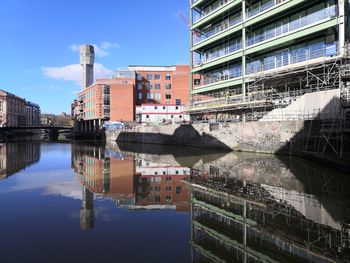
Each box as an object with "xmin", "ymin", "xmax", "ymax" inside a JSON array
[
  {"xmin": 147, "ymin": 92, "xmax": 152, "ymax": 99},
  {"xmin": 263, "ymin": 54, "xmax": 276, "ymax": 70},
  {"xmin": 166, "ymin": 83, "xmax": 171, "ymax": 89},
  {"xmin": 154, "ymin": 83, "xmax": 161, "ymax": 89},
  {"xmin": 154, "ymin": 74, "xmax": 160, "ymax": 80},
  {"xmin": 146, "ymin": 83, "xmax": 152, "ymax": 90},
  {"xmin": 290, "ymin": 44, "xmax": 306, "ymax": 64},
  {"xmin": 166, "ymin": 94, "xmax": 171, "ymax": 100},
  {"xmin": 165, "ymin": 75, "xmax": 171, "ymax": 80},
  {"xmin": 138, "ymin": 93, "xmax": 142, "ymax": 100},
  {"xmin": 290, "ymin": 13, "xmax": 300, "ymax": 31},
  {"xmin": 146, "ymin": 74, "xmax": 153, "ymax": 80},
  {"xmin": 137, "ymin": 83, "xmax": 142, "ymax": 90}
]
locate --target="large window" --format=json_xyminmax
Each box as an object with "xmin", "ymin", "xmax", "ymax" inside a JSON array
[
  {"xmin": 165, "ymin": 83, "xmax": 171, "ymax": 89},
  {"xmin": 246, "ymin": 1, "xmax": 336, "ymax": 47},
  {"xmin": 246, "ymin": 36, "xmax": 337, "ymax": 74}
]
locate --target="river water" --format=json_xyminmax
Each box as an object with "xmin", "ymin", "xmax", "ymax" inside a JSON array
[{"xmin": 0, "ymin": 142, "xmax": 349, "ymax": 263}]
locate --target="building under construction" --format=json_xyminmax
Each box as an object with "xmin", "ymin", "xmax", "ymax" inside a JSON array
[{"xmin": 189, "ymin": 0, "xmax": 350, "ymax": 123}]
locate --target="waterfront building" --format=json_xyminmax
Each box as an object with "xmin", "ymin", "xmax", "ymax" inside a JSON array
[
  {"xmin": 136, "ymin": 104, "xmax": 191, "ymax": 123},
  {"xmin": 189, "ymin": 0, "xmax": 350, "ymax": 122},
  {"xmin": 25, "ymin": 101, "xmax": 41, "ymax": 126},
  {"xmin": 0, "ymin": 89, "xmax": 40, "ymax": 127},
  {"xmin": 74, "ymin": 65, "xmax": 191, "ymax": 132}
]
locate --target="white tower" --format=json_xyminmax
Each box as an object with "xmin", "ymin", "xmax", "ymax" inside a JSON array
[{"xmin": 80, "ymin": 44, "xmax": 95, "ymax": 90}]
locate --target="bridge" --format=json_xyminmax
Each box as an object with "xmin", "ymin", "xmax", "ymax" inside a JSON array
[
  {"xmin": 0, "ymin": 126, "xmax": 72, "ymax": 131},
  {"xmin": 0, "ymin": 126, "xmax": 73, "ymax": 140}
]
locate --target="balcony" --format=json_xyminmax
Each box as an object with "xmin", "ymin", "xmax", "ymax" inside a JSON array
[
  {"xmin": 246, "ymin": 41, "xmax": 338, "ymax": 75},
  {"xmin": 193, "ymin": 39, "xmax": 242, "ymax": 71},
  {"xmin": 194, "ymin": 13, "xmax": 241, "ymax": 45},
  {"xmin": 246, "ymin": 5, "xmax": 336, "ymax": 48},
  {"xmin": 192, "ymin": 0, "xmax": 242, "ymax": 29}
]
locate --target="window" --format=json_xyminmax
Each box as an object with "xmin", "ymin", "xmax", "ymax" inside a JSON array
[
  {"xmin": 147, "ymin": 92, "xmax": 152, "ymax": 99},
  {"xmin": 154, "ymin": 93, "xmax": 161, "ymax": 100},
  {"xmin": 138, "ymin": 93, "xmax": 142, "ymax": 100},
  {"xmin": 146, "ymin": 83, "xmax": 152, "ymax": 90},
  {"xmin": 146, "ymin": 74, "xmax": 153, "ymax": 80},
  {"xmin": 165, "ymin": 83, "xmax": 171, "ymax": 89},
  {"xmin": 165, "ymin": 75, "xmax": 171, "ymax": 80},
  {"xmin": 166, "ymin": 94, "xmax": 171, "ymax": 100},
  {"xmin": 154, "ymin": 74, "xmax": 160, "ymax": 80},
  {"xmin": 194, "ymin": 79, "xmax": 200, "ymax": 85},
  {"xmin": 154, "ymin": 83, "xmax": 161, "ymax": 89},
  {"xmin": 137, "ymin": 83, "xmax": 142, "ymax": 90},
  {"xmin": 137, "ymin": 74, "xmax": 142, "ymax": 80},
  {"xmin": 176, "ymin": 186, "xmax": 181, "ymax": 194},
  {"xmin": 166, "ymin": 186, "xmax": 171, "ymax": 191}
]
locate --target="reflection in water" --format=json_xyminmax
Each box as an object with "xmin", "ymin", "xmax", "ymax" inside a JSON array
[
  {"xmin": 186, "ymin": 164, "xmax": 350, "ymax": 262},
  {"xmin": 0, "ymin": 142, "xmax": 40, "ymax": 180},
  {"xmin": 0, "ymin": 142, "xmax": 349, "ymax": 262},
  {"xmin": 71, "ymin": 143, "xmax": 191, "ymax": 230},
  {"xmin": 70, "ymin": 142, "xmax": 350, "ymax": 262}
]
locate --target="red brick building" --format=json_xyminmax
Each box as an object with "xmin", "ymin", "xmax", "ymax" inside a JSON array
[{"xmin": 74, "ymin": 65, "xmax": 190, "ymax": 132}]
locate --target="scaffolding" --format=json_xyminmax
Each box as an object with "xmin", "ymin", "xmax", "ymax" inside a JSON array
[{"xmin": 188, "ymin": 55, "xmax": 347, "ymax": 121}]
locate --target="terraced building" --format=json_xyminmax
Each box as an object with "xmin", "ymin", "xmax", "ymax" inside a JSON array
[{"xmin": 189, "ymin": 0, "xmax": 350, "ymax": 122}]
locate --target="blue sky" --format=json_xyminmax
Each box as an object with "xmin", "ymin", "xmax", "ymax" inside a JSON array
[{"xmin": 0, "ymin": 0, "xmax": 190, "ymax": 114}]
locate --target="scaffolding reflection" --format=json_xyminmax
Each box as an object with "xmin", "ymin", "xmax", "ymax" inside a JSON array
[{"xmin": 187, "ymin": 172, "xmax": 350, "ymax": 263}]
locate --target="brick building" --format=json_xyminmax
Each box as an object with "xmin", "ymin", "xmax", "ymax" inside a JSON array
[{"xmin": 74, "ymin": 65, "xmax": 190, "ymax": 132}]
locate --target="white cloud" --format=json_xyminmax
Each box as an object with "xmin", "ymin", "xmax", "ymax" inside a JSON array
[
  {"xmin": 69, "ymin": 41, "xmax": 121, "ymax": 57},
  {"xmin": 42, "ymin": 63, "xmax": 113, "ymax": 85}
]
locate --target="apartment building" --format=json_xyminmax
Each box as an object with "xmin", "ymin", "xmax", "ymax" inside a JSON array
[
  {"xmin": 189, "ymin": 0, "xmax": 350, "ymax": 121},
  {"xmin": 76, "ymin": 78, "xmax": 135, "ymax": 132},
  {"xmin": 130, "ymin": 65, "xmax": 190, "ymax": 106},
  {"xmin": 25, "ymin": 101, "xmax": 41, "ymax": 126},
  {"xmin": 75, "ymin": 65, "xmax": 190, "ymax": 131},
  {"xmin": 0, "ymin": 90, "xmax": 41, "ymax": 127}
]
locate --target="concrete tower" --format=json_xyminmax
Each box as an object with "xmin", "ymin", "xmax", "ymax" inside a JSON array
[
  {"xmin": 80, "ymin": 187, "xmax": 95, "ymax": 230},
  {"xmin": 80, "ymin": 44, "xmax": 95, "ymax": 90}
]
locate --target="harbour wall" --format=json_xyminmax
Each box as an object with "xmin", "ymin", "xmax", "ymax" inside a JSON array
[{"xmin": 106, "ymin": 121, "xmax": 306, "ymax": 154}]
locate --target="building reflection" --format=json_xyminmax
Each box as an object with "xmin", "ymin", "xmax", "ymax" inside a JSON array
[
  {"xmin": 0, "ymin": 142, "xmax": 40, "ymax": 180},
  {"xmin": 71, "ymin": 144, "xmax": 190, "ymax": 230},
  {"xmin": 186, "ymin": 170, "xmax": 350, "ymax": 263}
]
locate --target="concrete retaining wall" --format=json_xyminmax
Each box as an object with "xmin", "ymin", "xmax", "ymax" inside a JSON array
[{"xmin": 106, "ymin": 121, "xmax": 305, "ymax": 154}]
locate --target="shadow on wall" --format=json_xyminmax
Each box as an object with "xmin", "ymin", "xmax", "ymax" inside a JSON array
[
  {"xmin": 116, "ymin": 123, "xmax": 232, "ymax": 151},
  {"xmin": 276, "ymin": 96, "xmax": 350, "ymax": 158}
]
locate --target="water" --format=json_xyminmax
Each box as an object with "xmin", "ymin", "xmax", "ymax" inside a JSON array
[{"xmin": 0, "ymin": 142, "xmax": 349, "ymax": 263}]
